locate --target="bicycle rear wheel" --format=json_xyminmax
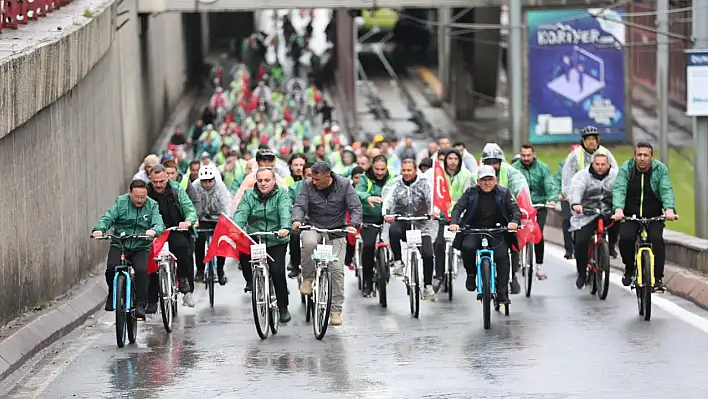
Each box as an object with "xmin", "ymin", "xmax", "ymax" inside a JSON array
[
  {"xmin": 447, "ymin": 246, "xmax": 455, "ymax": 301},
  {"xmin": 376, "ymin": 247, "xmax": 388, "ymax": 308},
  {"xmin": 115, "ymin": 274, "xmax": 127, "ymax": 348},
  {"xmin": 356, "ymin": 240, "xmax": 362, "ymax": 291},
  {"xmin": 252, "ymin": 268, "xmax": 269, "ymax": 339},
  {"xmin": 409, "ymin": 255, "xmax": 420, "ymax": 319},
  {"xmin": 596, "ymin": 241, "xmax": 610, "ymax": 300},
  {"xmin": 208, "ymin": 262, "xmax": 215, "ymax": 308},
  {"xmin": 171, "ymin": 264, "xmax": 179, "ymax": 317},
  {"xmin": 642, "ymin": 251, "xmax": 652, "ymax": 321},
  {"xmin": 268, "ymin": 276, "xmax": 280, "ymax": 334},
  {"xmin": 159, "ymin": 266, "xmax": 173, "ymax": 333},
  {"xmin": 313, "ymin": 266, "xmax": 332, "ymax": 340},
  {"xmin": 127, "ymin": 280, "xmax": 138, "ymax": 344},
  {"xmin": 523, "ymin": 243, "xmax": 534, "ymax": 297},
  {"xmin": 298, "ymin": 273, "xmax": 306, "ymax": 305},
  {"xmin": 481, "ymin": 258, "xmax": 492, "ymax": 330}
]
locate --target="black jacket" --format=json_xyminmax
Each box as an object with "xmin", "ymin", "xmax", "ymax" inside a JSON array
[{"xmin": 450, "ymin": 185, "xmax": 521, "ymax": 250}]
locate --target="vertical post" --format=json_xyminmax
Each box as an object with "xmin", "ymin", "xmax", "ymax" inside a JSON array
[
  {"xmin": 693, "ymin": 3, "xmax": 708, "ymax": 238},
  {"xmin": 509, "ymin": 0, "xmax": 523, "ymax": 150},
  {"xmin": 438, "ymin": 8, "xmax": 451, "ymax": 101},
  {"xmin": 656, "ymin": 0, "xmax": 669, "ymax": 165}
]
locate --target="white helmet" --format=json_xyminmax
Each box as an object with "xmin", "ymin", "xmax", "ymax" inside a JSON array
[{"xmin": 198, "ymin": 164, "xmax": 218, "ymax": 180}]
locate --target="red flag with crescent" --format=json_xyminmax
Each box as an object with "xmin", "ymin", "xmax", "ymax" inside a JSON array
[
  {"xmin": 433, "ymin": 161, "xmax": 452, "ymax": 217},
  {"xmin": 203, "ymin": 214, "xmax": 256, "ymax": 264}
]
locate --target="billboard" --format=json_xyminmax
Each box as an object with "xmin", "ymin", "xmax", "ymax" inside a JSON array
[{"xmin": 526, "ymin": 9, "xmax": 628, "ymax": 144}]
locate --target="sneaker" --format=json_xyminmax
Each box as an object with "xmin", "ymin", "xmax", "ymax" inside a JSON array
[
  {"xmin": 279, "ymin": 307, "xmax": 292, "ymax": 323},
  {"xmin": 288, "ymin": 267, "xmax": 301, "ymax": 279},
  {"xmin": 105, "ymin": 293, "xmax": 114, "ymax": 311},
  {"xmin": 423, "ymin": 285, "xmax": 437, "ymax": 301},
  {"xmin": 609, "ymin": 247, "xmax": 618, "ymax": 259},
  {"xmin": 510, "ymin": 275, "xmax": 521, "ymax": 294},
  {"xmin": 432, "ymin": 276, "xmax": 444, "ymax": 293},
  {"xmin": 330, "ymin": 312, "xmax": 342, "ymax": 326},
  {"xmin": 564, "ymin": 252, "xmax": 573, "ymax": 260},
  {"xmin": 361, "ymin": 285, "xmax": 373, "ymax": 298},
  {"xmin": 178, "ymin": 277, "xmax": 191, "ymax": 294},
  {"xmin": 621, "ymin": 269, "xmax": 633, "ymax": 287},
  {"xmin": 134, "ymin": 305, "xmax": 146, "ymax": 320},
  {"xmin": 244, "ymin": 283, "xmax": 252, "ymax": 293},
  {"xmin": 535, "ymin": 264, "xmax": 547, "ymax": 280},
  {"xmin": 146, "ymin": 302, "xmax": 158, "ymax": 314},
  {"xmin": 391, "ymin": 261, "xmax": 404, "ymax": 277},
  {"xmin": 575, "ymin": 274, "xmax": 586, "ymax": 289},
  {"xmin": 465, "ymin": 273, "xmax": 477, "ymax": 292},
  {"xmin": 299, "ymin": 279, "xmax": 313, "ymax": 296},
  {"xmin": 194, "ymin": 272, "xmax": 204, "ymax": 283},
  {"xmin": 654, "ymin": 279, "xmax": 665, "ymax": 293},
  {"xmin": 218, "ymin": 274, "xmax": 228, "ymax": 286},
  {"xmin": 183, "ymin": 292, "xmax": 196, "ymax": 308}
]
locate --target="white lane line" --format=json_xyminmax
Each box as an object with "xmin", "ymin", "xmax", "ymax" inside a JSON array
[{"xmin": 546, "ymin": 244, "xmax": 708, "ymax": 334}]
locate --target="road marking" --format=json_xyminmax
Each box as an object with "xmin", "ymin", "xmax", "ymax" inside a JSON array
[{"xmin": 546, "ymin": 244, "xmax": 708, "ymax": 334}]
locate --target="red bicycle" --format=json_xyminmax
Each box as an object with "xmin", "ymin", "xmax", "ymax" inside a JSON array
[{"xmin": 582, "ymin": 209, "xmax": 615, "ymax": 300}]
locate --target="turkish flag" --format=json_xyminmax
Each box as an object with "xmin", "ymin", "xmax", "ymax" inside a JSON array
[
  {"xmin": 148, "ymin": 230, "xmax": 171, "ymax": 275},
  {"xmin": 203, "ymin": 214, "xmax": 256, "ymax": 264},
  {"xmin": 433, "ymin": 161, "xmax": 452, "ymax": 217},
  {"xmin": 515, "ymin": 187, "xmax": 543, "ymax": 250}
]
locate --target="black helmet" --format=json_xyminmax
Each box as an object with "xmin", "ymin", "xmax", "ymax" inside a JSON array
[
  {"xmin": 580, "ymin": 125, "xmax": 599, "ymax": 137},
  {"xmin": 256, "ymin": 148, "xmax": 276, "ymax": 161}
]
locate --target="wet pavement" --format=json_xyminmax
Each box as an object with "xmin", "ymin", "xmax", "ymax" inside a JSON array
[{"xmin": 4, "ymin": 243, "xmax": 708, "ymax": 398}]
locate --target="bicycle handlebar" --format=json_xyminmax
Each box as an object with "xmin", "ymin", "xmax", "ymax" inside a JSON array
[
  {"xmin": 361, "ymin": 223, "xmax": 383, "ymax": 229},
  {"xmin": 459, "ymin": 226, "xmax": 519, "ymax": 235},
  {"xmin": 92, "ymin": 234, "xmax": 153, "ymax": 241},
  {"xmin": 249, "ymin": 231, "xmax": 279, "ymax": 237},
  {"xmin": 384, "ymin": 214, "xmax": 432, "ymax": 221},
  {"xmin": 622, "ymin": 215, "xmax": 679, "ymax": 223},
  {"xmin": 532, "ymin": 203, "xmax": 556, "ymax": 209},
  {"xmin": 299, "ymin": 226, "xmax": 352, "ymax": 234}
]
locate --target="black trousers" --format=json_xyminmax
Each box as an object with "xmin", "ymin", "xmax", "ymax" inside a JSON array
[
  {"xmin": 574, "ymin": 217, "xmax": 619, "ymax": 276},
  {"xmin": 240, "ymin": 244, "xmax": 289, "ymax": 307},
  {"xmin": 535, "ymin": 208, "xmax": 548, "ymax": 264},
  {"xmin": 561, "ymin": 201, "xmax": 574, "ymax": 255},
  {"xmin": 389, "ymin": 221, "xmax": 435, "ymax": 285},
  {"xmin": 106, "ymin": 247, "xmax": 149, "ymax": 306},
  {"xmin": 149, "ymin": 231, "xmax": 194, "ymax": 302},
  {"xmin": 289, "ymin": 230, "xmax": 301, "ymax": 268},
  {"xmin": 460, "ymin": 234, "xmax": 510, "ymax": 296},
  {"xmin": 360, "ymin": 226, "xmax": 380, "ymax": 287},
  {"xmin": 433, "ymin": 220, "xmax": 447, "ymax": 279},
  {"xmin": 344, "ymin": 240, "xmax": 355, "ymax": 266},
  {"xmin": 619, "ymin": 220, "xmax": 666, "ymax": 279}
]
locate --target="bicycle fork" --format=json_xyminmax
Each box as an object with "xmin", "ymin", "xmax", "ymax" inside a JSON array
[
  {"xmin": 476, "ymin": 251, "xmax": 497, "ymax": 299},
  {"xmin": 635, "ymin": 247, "xmax": 655, "ymax": 287},
  {"xmin": 113, "ymin": 268, "xmax": 134, "ymax": 311}
]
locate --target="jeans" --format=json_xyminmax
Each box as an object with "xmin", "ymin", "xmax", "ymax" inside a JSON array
[
  {"xmin": 240, "ymin": 243, "xmax": 289, "ymax": 307},
  {"xmin": 106, "ymin": 247, "xmax": 149, "ymax": 306},
  {"xmin": 389, "ymin": 221, "xmax": 435, "ymax": 286},
  {"xmin": 460, "ymin": 233, "xmax": 510, "ymax": 297},
  {"xmin": 301, "ymin": 231, "xmax": 347, "ymax": 313}
]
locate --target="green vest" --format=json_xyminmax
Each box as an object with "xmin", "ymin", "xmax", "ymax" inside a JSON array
[{"xmin": 576, "ymin": 146, "xmax": 609, "ymax": 169}]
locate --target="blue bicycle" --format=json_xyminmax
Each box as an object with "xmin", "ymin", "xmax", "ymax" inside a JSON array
[
  {"xmin": 93, "ymin": 232, "xmax": 152, "ymax": 347},
  {"xmin": 460, "ymin": 225, "xmax": 516, "ymax": 330}
]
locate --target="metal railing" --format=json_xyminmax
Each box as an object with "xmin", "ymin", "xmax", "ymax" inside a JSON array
[{"xmin": 1, "ymin": 0, "xmax": 75, "ymax": 33}]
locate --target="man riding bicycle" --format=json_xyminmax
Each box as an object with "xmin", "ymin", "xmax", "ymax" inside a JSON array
[
  {"xmin": 92, "ymin": 180, "xmax": 165, "ymax": 319},
  {"xmin": 356, "ymin": 155, "xmax": 395, "ymax": 297},
  {"xmin": 292, "ymin": 162, "xmax": 362, "ymax": 326},
  {"xmin": 569, "ymin": 153, "xmax": 619, "ymax": 289},
  {"xmin": 382, "ymin": 159, "xmax": 439, "ymax": 301},
  {"xmin": 192, "ymin": 164, "xmax": 234, "ymax": 292},
  {"xmin": 147, "ymin": 164, "xmax": 198, "ymax": 314},
  {"xmin": 449, "ymin": 165, "xmax": 520, "ymax": 305},
  {"xmin": 612, "ymin": 142, "xmax": 676, "ymax": 292}
]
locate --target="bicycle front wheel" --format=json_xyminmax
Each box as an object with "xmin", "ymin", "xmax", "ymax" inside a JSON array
[
  {"xmin": 115, "ymin": 274, "xmax": 127, "ymax": 348},
  {"xmin": 268, "ymin": 276, "xmax": 280, "ymax": 335},
  {"xmin": 523, "ymin": 243, "xmax": 534, "ymax": 298},
  {"xmin": 595, "ymin": 240, "xmax": 610, "ymax": 300},
  {"xmin": 252, "ymin": 268, "xmax": 269, "ymax": 339},
  {"xmin": 446, "ymin": 246, "xmax": 455, "ymax": 301},
  {"xmin": 126, "ymin": 280, "xmax": 138, "ymax": 344},
  {"xmin": 208, "ymin": 262, "xmax": 215, "ymax": 308},
  {"xmin": 481, "ymin": 258, "xmax": 492, "ymax": 330},
  {"xmin": 376, "ymin": 247, "xmax": 388, "ymax": 308},
  {"xmin": 313, "ymin": 266, "xmax": 332, "ymax": 340},
  {"xmin": 642, "ymin": 251, "xmax": 652, "ymax": 321},
  {"xmin": 159, "ymin": 266, "xmax": 173, "ymax": 333},
  {"xmin": 409, "ymin": 255, "xmax": 420, "ymax": 319}
]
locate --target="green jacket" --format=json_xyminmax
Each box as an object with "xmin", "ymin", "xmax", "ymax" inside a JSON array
[
  {"xmin": 356, "ymin": 171, "xmax": 394, "ymax": 219},
  {"xmin": 554, "ymin": 160, "xmax": 564, "ymax": 197},
  {"xmin": 612, "ymin": 159, "xmax": 676, "ymax": 212},
  {"xmin": 512, "ymin": 159, "xmax": 556, "ymax": 204},
  {"xmin": 289, "ymin": 180, "xmax": 304, "ymax": 205},
  {"xmin": 160, "ymin": 180, "xmax": 198, "ymax": 224},
  {"xmin": 93, "ymin": 194, "xmax": 166, "ymax": 252},
  {"xmin": 232, "ymin": 187, "xmax": 292, "ymax": 246}
]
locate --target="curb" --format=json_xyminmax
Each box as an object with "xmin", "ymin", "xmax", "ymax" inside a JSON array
[
  {"xmin": 0, "ymin": 273, "xmax": 106, "ymax": 378},
  {"xmin": 543, "ymin": 225, "xmax": 708, "ymax": 311}
]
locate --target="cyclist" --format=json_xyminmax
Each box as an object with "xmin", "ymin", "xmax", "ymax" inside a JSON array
[
  {"xmin": 133, "ymin": 154, "xmax": 160, "ymax": 183},
  {"xmin": 449, "ymin": 165, "xmax": 520, "ymax": 305},
  {"xmin": 233, "ymin": 167, "xmax": 293, "ymax": 322},
  {"xmin": 163, "ymin": 159, "xmax": 201, "ymax": 215},
  {"xmin": 92, "ymin": 180, "xmax": 165, "ymax": 319},
  {"xmin": 192, "ymin": 164, "xmax": 234, "ymax": 290},
  {"xmin": 292, "ymin": 162, "xmax": 362, "ymax": 326},
  {"xmin": 356, "ymin": 155, "xmax": 395, "ymax": 297},
  {"xmin": 554, "ymin": 147, "xmax": 578, "ymax": 259},
  {"xmin": 472, "ymin": 143, "xmax": 529, "ymax": 294},
  {"xmin": 382, "ymin": 159, "xmax": 439, "ymax": 301},
  {"xmin": 511, "ymin": 144, "xmax": 557, "ymax": 279},
  {"xmin": 434, "ymin": 149, "xmax": 473, "ymax": 291},
  {"xmin": 350, "ymin": 166, "xmax": 365, "ymax": 187},
  {"xmin": 561, "ymin": 125, "xmax": 618, "ymax": 256},
  {"xmin": 233, "ymin": 149, "xmax": 288, "ymax": 206},
  {"xmin": 146, "ymin": 164, "xmax": 198, "ymax": 314},
  {"xmin": 569, "ymin": 153, "xmax": 619, "ymax": 289},
  {"xmin": 283, "ymin": 153, "xmax": 308, "ymax": 186},
  {"xmin": 287, "ymin": 162, "xmax": 313, "ymax": 279},
  {"xmin": 611, "ymin": 142, "xmax": 676, "ymax": 291},
  {"xmin": 453, "ymin": 142, "xmax": 478, "ymax": 174}
]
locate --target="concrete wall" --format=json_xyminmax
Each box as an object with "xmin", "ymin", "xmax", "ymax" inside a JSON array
[{"xmin": 0, "ymin": 0, "xmax": 189, "ymax": 326}]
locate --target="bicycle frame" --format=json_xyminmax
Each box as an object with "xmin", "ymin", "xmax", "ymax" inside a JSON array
[
  {"xmin": 476, "ymin": 245, "xmax": 497, "ymax": 296},
  {"xmin": 113, "ymin": 262, "xmax": 134, "ymax": 312},
  {"xmin": 634, "ymin": 224, "xmax": 655, "ymax": 287}
]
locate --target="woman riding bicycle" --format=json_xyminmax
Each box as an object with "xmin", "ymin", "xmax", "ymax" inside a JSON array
[{"xmin": 233, "ymin": 167, "xmax": 293, "ymax": 323}]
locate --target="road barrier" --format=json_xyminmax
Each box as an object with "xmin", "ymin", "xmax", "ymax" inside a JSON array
[{"xmin": 1, "ymin": 0, "xmax": 74, "ymax": 33}]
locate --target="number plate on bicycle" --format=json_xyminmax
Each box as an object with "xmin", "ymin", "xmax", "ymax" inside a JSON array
[
  {"xmin": 406, "ymin": 230, "xmax": 422, "ymax": 245},
  {"xmin": 313, "ymin": 244, "xmax": 334, "ymax": 261},
  {"xmin": 444, "ymin": 229, "xmax": 456, "ymax": 240},
  {"xmin": 250, "ymin": 244, "xmax": 267, "ymax": 260}
]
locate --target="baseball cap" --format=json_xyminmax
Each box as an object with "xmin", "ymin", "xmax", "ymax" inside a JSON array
[{"xmin": 478, "ymin": 165, "xmax": 496, "ymax": 179}]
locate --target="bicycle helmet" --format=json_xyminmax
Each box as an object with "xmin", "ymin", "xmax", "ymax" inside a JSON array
[
  {"xmin": 255, "ymin": 148, "xmax": 276, "ymax": 162},
  {"xmin": 580, "ymin": 125, "xmax": 599, "ymax": 137},
  {"xmin": 198, "ymin": 164, "xmax": 218, "ymax": 180},
  {"xmin": 480, "ymin": 143, "xmax": 505, "ymax": 164}
]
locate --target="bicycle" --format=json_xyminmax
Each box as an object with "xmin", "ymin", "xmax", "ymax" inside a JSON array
[
  {"xmin": 249, "ymin": 231, "xmax": 281, "ymax": 339},
  {"xmin": 154, "ymin": 227, "xmax": 185, "ymax": 333},
  {"xmin": 459, "ymin": 225, "xmax": 517, "ymax": 330},
  {"xmin": 623, "ymin": 214, "xmax": 678, "ymax": 321},
  {"xmin": 386, "ymin": 214, "xmax": 431, "ymax": 319},
  {"xmin": 92, "ymin": 232, "xmax": 152, "ymax": 348},
  {"xmin": 441, "ymin": 225, "xmax": 461, "ymax": 301},
  {"xmin": 354, "ymin": 231, "xmax": 363, "ymax": 291},
  {"xmin": 363, "ymin": 223, "xmax": 392, "ymax": 308},
  {"xmin": 300, "ymin": 226, "xmax": 351, "ymax": 340},
  {"xmin": 196, "ymin": 221, "xmax": 219, "ymax": 308},
  {"xmin": 519, "ymin": 203, "xmax": 555, "ymax": 298},
  {"xmin": 581, "ymin": 209, "xmax": 615, "ymax": 300}
]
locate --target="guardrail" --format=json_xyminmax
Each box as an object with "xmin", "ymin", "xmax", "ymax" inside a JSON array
[{"xmin": 1, "ymin": 0, "xmax": 74, "ymax": 32}]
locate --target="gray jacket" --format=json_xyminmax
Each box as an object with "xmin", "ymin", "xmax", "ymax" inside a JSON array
[
  {"xmin": 292, "ymin": 174, "xmax": 363, "ymax": 235},
  {"xmin": 191, "ymin": 179, "xmax": 233, "ymax": 222},
  {"xmin": 569, "ymin": 167, "xmax": 618, "ymax": 231},
  {"xmin": 183, "ymin": 174, "xmax": 201, "ymax": 215},
  {"xmin": 561, "ymin": 146, "xmax": 618, "ymax": 199}
]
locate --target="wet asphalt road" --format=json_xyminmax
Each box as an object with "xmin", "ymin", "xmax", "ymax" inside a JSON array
[{"xmin": 4, "ymin": 243, "xmax": 708, "ymax": 398}]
